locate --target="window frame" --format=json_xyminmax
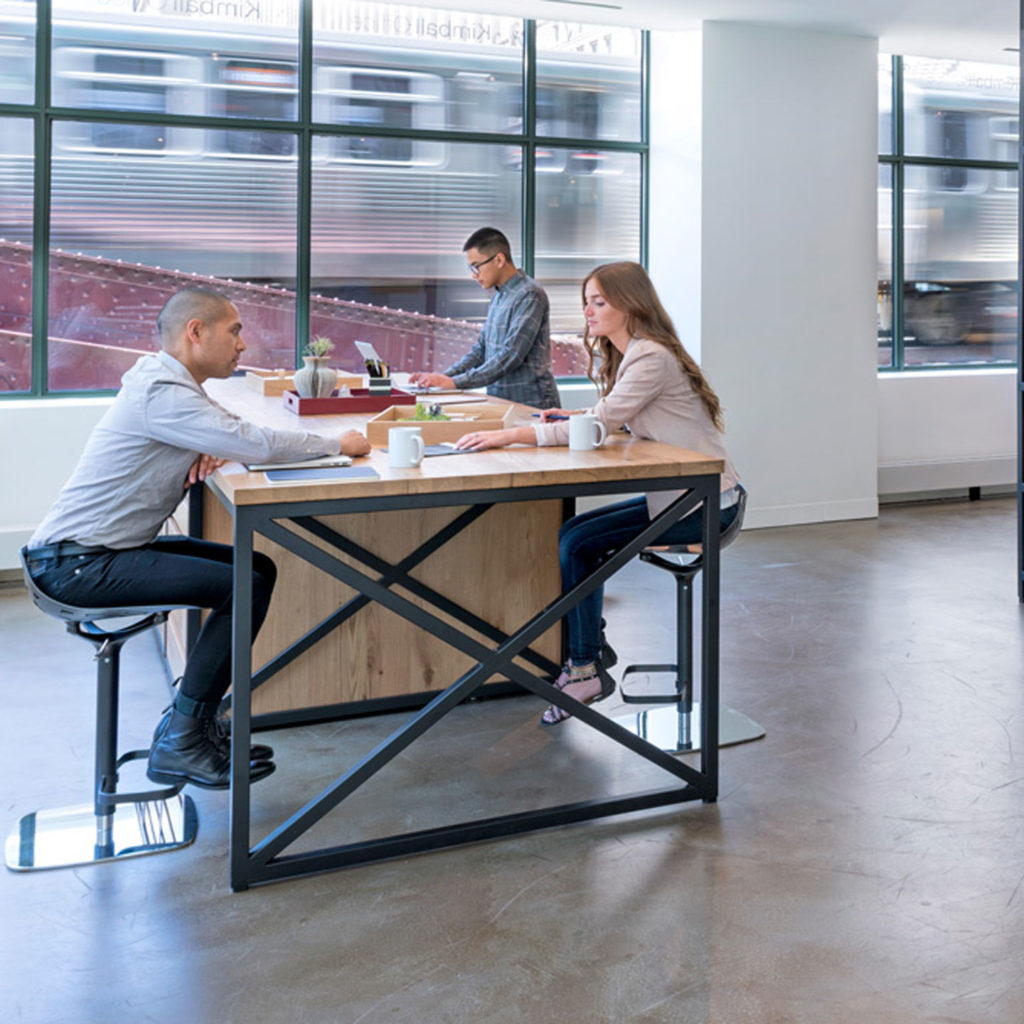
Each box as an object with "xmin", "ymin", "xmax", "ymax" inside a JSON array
[
  {"xmin": 879, "ymin": 53, "xmax": 1019, "ymax": 372},
  {"xmin": 0, "ymin": 0, "xmax": 649, "ymax": 398}
]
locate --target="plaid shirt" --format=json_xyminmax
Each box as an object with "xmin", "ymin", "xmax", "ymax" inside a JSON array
[{"xmin": 446, "ymin": 270, "xmax": 560, "ymax": 409}]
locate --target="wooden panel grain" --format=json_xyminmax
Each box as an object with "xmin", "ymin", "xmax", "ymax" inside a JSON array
[{"xmin": 203, "ymin": 489, "xmax": 563, "ymax": 715}]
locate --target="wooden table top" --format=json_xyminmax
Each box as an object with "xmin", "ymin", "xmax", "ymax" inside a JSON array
[{"xmin": 204, "ymin": 378, "xmax": 724, "ymax": 507}]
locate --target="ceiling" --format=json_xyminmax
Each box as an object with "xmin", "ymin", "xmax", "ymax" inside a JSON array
[{"xmin": 402, "ymin": 0, "xmax": 1020, "ymax": 65}]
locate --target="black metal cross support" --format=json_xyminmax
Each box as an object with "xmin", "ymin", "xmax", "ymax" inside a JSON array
[{"xmin": 221, "ymin": 471, "xmax": 721, "ymax": 890}]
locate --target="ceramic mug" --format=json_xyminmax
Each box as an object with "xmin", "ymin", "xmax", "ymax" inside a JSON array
[
  {"xmin": 388, "ymin": 426, "xmax": 425, "ymax": 468},
  {"xmin": 568, "ymin": 413, "xmax": 606, "ymax": 451}
]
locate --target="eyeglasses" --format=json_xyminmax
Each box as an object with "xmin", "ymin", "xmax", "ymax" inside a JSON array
[{"xmin": 468, "ymin": 253, "xmax": 499, "ymax": 276}]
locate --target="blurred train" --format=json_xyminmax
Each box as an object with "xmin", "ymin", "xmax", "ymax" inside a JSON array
[
  {"xmin": 0, "ymin": 1, "xmax": 641, "ymax": 330},
  {"xmin": 878, "ymin": 61, "xmax": 1019, "ymax": 347}
]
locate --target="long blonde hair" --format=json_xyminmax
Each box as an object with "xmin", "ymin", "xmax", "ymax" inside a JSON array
[{"xmin": 582, "ymin": 262, "xmax": 724, "ymax": 431}]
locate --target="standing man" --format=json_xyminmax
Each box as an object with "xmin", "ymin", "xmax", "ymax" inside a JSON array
[
  {"xmin": 410, "ymin": 227, "xmax": 560, "ymax": 409},
  {"xmin": 23, "ymin": 287, "xmax": 371, "ymax": 790}
]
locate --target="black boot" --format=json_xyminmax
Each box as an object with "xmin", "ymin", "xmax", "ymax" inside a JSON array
[
  {"xmin": 151, "ymin": 710, "xmax": 274, "ymax": 762},
  {"xmin": 206, "ymin": 715, "xmax": 275, "ymax": 762},
  {"xmin": 147, "ymin": 710, "xmax": 275, "ymax": 790},
  {"xmin": 599, "ymin": 618, "xmax": 618, "ymax": 668}
]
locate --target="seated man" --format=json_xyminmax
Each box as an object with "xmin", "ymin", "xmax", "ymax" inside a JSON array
[
  {"xmin": 23, "ymin": 286, "xmax": 370, "ymax": 790},
  {"xmin": 410, "ymin": 226, "xmax": 560, "ymax": 409}
]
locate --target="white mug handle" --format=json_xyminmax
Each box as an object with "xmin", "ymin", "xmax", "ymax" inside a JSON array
[
  {"xmin": 411, "ymin": 434, "xmax": 425, "ymax": 466},
  {"xmin": 592, "ymin": 420, "xmax": 606, "ymax": 448}
]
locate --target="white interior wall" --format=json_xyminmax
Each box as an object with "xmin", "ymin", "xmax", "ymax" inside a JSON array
[
  {"xmin": 0, "ymin": 399, "xmax": 110, "ymax": 569},
  {"xmin": 694, "ymin": 22, "xmax": 880, "ymax": 528}
]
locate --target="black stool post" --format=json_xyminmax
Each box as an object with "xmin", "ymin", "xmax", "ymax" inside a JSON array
[
  {"xmin": 92, "ymin": 634, "xmax": 123, "ymax": 855},
  {"xmin": 614, "ymin": 487, "xmax": 764, "ymax": 754}
]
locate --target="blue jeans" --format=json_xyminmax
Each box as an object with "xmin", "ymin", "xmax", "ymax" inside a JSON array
[
  {"xmin": 27, "ymin": 536, "xmax": 277, "ymax": 705},
  {"xmin": 559, "ymin": 495, "xmax": 739, "ymax": 665}
]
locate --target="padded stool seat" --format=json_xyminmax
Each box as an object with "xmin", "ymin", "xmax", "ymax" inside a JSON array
[
  {"xmin": 613, "ymin": 486, "xmax": 765, "ymax": 754},
  {"xmin": 5, "ymin": 549, "xmax": 197, "ymax": 872}
]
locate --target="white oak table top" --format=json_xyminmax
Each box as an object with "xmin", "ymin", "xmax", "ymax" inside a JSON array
[{"xmin": 204, "ymin": 378, "xmax": 724, "ymax": 507}]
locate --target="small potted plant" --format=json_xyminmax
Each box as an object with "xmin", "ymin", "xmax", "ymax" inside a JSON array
[{"xmin": 294, "ymin": 336, "xmax": 338, "ymax": 398}]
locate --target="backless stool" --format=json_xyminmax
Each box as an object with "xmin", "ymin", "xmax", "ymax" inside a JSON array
[
  {"xmin": 614, "ymin": 486, "xmax": 765, "ymax": 754},
  {"xmin": 5, "ymin": 550, "xmax": 197, "ymax": 872}
]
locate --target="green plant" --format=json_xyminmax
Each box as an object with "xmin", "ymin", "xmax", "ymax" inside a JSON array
[
  {"xmin": 412, "ymin": 402, "xmax": 450, "ymax": 422},
  {"xmin": 305, "ymin": 336, "xmax": 334, "ymax": 357}
]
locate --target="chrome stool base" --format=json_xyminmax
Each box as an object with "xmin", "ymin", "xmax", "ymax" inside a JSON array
[
  {"xmin": 614, "ymin": 702, "xmax": 765, "ymax": 755},
  {"xmin": 5, "ymin": 794, "xmax": 197, "ymax": 872}
]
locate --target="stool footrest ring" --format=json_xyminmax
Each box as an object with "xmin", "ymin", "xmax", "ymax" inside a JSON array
[{"xmin": 620, "ymin": 663, "xmax": 692, "ymax": 705}]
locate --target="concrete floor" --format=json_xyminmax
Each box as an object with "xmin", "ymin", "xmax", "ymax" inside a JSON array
[{"xmin": 2, "ymin": 497, "xmax": 1023, "ymax": 1023}]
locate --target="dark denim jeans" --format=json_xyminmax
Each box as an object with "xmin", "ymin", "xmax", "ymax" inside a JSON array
[
  {"xmin": 28, "ymin": 536, "xmax": 277, "ymax": 704},
  {"xmin": 559, "ymin": 495, "xmax": 738, "ymax": 666}
]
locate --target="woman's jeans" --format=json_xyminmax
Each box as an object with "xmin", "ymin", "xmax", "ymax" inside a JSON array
[
  {"xmin": 27, "ymin": 536, "xmax": 277, "ymax": 704},
  {"xmin": 559, "ymin": 495, "xmax": 739, "ymax": 666}
]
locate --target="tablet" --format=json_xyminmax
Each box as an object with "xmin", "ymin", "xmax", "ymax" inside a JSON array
[{"xmin": 246, "ymin": 455, "xmax": 352, "ymax": 472}]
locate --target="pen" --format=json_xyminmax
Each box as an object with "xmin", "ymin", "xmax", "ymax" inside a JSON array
[{"xmin": 532, "ymin": 413, "xmax": 569, "ymax": 420}]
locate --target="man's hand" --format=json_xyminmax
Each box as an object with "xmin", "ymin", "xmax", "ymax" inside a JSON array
[
  {"xmin": 339, "ymin": 430, "xmax": 371, "ymax": 457},
  {"xmin": 185, "ymin": 453, "xmax": 227, "ymax": 488},
  {"xmin": 409, "ymin": 371, "xmax": 456, "ymax": 390}
]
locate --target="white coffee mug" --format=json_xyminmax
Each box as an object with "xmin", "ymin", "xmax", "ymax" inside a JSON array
[
  {"xmin": 388, "ymin": 426, "xmax": 425, "ymax": 468},
  {"xmin": 568, "ymin": 413, "xmax": 606, "ymax": 451}
]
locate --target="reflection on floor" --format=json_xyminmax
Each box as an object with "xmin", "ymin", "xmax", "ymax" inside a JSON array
[{"xmin": 2, "ymin": 497, "xmax": 1022, "ymax": 1023}]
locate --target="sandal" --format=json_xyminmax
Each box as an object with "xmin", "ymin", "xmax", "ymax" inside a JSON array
[{"xmin": 540, "ymin": 663, "xmax": 616, "ymax": 727}]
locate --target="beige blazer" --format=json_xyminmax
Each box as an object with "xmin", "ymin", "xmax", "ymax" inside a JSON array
[{"xmin": 534, "ymin": 337, "xmax": 740, "ymax": 518}]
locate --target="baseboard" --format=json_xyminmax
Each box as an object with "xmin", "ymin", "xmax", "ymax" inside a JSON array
[{"xmin": 878, "ymin": 455, "xmax": 1015, "ymax": 497}]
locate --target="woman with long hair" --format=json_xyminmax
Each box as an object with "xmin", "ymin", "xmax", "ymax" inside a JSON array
[{"xmin": 456, "ymin": 261, "xmax": 741, "ymax": 726}]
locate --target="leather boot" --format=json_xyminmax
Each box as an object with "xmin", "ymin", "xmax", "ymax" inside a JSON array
[
  {"xmin": 206, "ymin": 715, "xmax": 274, "ymax": 762},
  {"xmin": 147, "ymin": 710, "xmax": 275, "ymax": 790},
  {"xmin": 151, "ymin": 710, "xmax": 274, "ymax": 762}
]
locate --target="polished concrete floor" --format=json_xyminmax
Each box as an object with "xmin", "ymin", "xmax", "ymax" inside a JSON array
[{"xmin": 2, "ymin": 496, "xmax": 1023, "ymax": 1023}]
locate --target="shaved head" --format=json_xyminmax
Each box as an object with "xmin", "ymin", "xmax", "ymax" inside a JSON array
[{"xmin": 157, "ymin": 287, "xmax": 234, "ymax": 346}]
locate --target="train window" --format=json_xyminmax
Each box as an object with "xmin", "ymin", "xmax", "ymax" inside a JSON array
[
  {"xmin": 314, "ymin": 68, "xmax": 444, "ymax": 165},
  {"xmin": 52, "ymin": 48, "xmax": 201, "ymax": 152},
  {"xmin": 536, "ymin": 21, "xmax": 641, "ymax": 144},
  {"xmin": 210, "ymin": 60, "xmax": 297, "ymax": 157}
]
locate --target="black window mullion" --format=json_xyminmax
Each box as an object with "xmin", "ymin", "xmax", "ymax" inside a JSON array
[
  {"xmin": 31, "ymin": 0, "xmax": 53, "ymax": 397},
  {"xmin": 295, "ymin": 0, "xmax": 314, "ymax": 366},
  {"xmin": 522, "ymin": 19, "xmax": 536, "ymax": 277},
  {"xmin": 640, "ymin": 29, "xmax": 650, "ymax": 268}
]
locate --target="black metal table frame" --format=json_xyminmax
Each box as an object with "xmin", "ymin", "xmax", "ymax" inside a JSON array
[{"xmin": 214, "ymin": 469, "xmax": 721, "ymax": 890}]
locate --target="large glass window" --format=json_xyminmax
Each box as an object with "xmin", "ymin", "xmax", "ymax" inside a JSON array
[
  {"xmin": 536, "ymin": 21, "xmax": 642, "ymax": 143},
  {"xmin": 0, "ymin": 117, "xmax": 32, "ymax": 393},
  {"xmin": 312, "ymin": 2, "xmax": 522, "ymax": 135},
  {"xmin": 48, "ymin": 123, "xmax": 298, "ymax": 391},
  {"xmin": 879, "ymin": 55, "xmax": 1019, "ymax": 369},
  {"xmin": 534, "ymin": 148, "xmax": 642, "ymax": 330},
  {"xmin": 3, "ymin": 1, "xmax": 647, "ymax": 396},
  {"xmin": 0, "ymin": 0, "xmax": 35, "ymax": 105}
]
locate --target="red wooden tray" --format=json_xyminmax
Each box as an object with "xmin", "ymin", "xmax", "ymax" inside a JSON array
[{"xmin": 283, "ymin": 388, "xmax": 417, "ymax": 415}]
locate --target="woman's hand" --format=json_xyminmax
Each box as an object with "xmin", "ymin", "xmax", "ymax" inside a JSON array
[
  {"xmin": 454, "ymin": 426, "xmax": 534, "ymax": 451},
  {"xmin": 339, "ymin": 430, "xmax": 372, "ymax": 457},
  {"xmin": 185, "ymin": 453, "xmax": 226, "ymax": 488},
  {"xmin": 540, "ymin": 408, "xmax": 577, "ymax": 422}
]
